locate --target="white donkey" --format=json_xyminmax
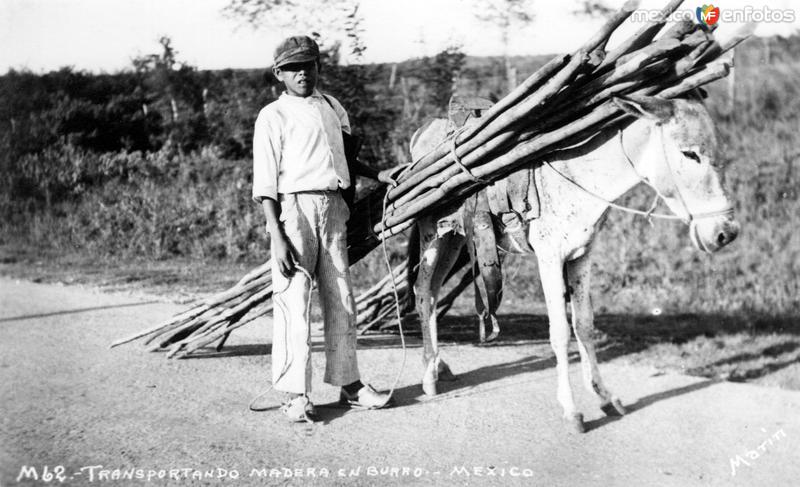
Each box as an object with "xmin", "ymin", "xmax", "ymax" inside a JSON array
[{"xmin": 412, "ymin": 94, "xmax": 740, "ymax": 432}]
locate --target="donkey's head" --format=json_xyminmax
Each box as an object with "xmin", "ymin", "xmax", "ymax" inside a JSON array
[{"xmin": 614, "ymin": 94, "xmax": 740, "ymax": 253}]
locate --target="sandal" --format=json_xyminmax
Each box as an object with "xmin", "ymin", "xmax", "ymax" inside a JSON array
[
  {"xmin": 280, "ymin": 395, "xmax": 319, "ymax": 423},
  {"xmin": 339, "ymin": 384, "xmax": 393, "ymax": 409}
]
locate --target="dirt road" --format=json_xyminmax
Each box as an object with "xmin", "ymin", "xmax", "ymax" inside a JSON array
[{"xmin": 2, "ymin": 277, "xmax": 799, "ymax": 486}]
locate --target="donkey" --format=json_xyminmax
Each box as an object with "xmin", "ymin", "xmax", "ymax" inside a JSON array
[{"xmin": 411, "ymin": 94, "xmax": 740, "ymax": 432}]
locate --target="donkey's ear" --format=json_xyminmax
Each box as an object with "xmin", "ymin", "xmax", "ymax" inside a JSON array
[{"xmin": 613, "ymin": 95, "xmax": 675, "ymax": 122}]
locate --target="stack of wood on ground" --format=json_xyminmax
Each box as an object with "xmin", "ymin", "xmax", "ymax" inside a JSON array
[
  {"xmin": 112, "ymin": 0, "xmax": 752, "ymax": 358},
  {"xmin": 355, "ymin": 246, "xmax": 475, "ymax": 334}
]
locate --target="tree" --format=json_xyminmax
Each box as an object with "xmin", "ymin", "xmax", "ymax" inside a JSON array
[
  {"xmin": 343, "ymin": 3, "xmax": 366, "ymax": 62},
  {"xmin": 224, "ymin": 0, "xmax": 367, "ymax": 63},
  {"xmin": 421, "ymin": 45, "xmax": 467, "ymax": 111},
  {"xmin": 224, "ymin": 0, "xmax": 381, "ymax": 163},
  {"xmin": 132, "ymin": 37, "xmax": 207, "ymax": 152},
  {"xmin": 466, "ymin": 0, "xmax": 535, "ymax": 93},
  {"xmin": 572, "ymin": 1, "xmax": 614, "ymax": 18}
]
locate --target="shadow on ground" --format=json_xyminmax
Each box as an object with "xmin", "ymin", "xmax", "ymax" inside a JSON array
[
  {"xmin": 582, "ymin": 379, "xmax": 719, "ymax": 432},
  {"xmin": 0, "ymin": 301, "xmax": 159, "ymax": 323},
  {"xmin": 359, "ymin": 312, "xmax": 800, "ymax": 385},
  {"xmin": 186, "ymin": 312, "xmax": 800, "ymax": 390}
]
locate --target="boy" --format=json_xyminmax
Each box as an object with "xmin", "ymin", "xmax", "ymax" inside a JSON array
[{"xmin": 252, "ymin": 35, "xmax": 394, "ymax": 422}]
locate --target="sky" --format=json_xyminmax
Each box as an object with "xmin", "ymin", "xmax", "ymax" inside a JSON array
[{"xmin": 1, "ymin": 0, "xmax": 798, "ymax": 73}]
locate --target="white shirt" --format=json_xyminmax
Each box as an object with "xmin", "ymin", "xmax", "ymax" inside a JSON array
[{"xmin": 252, "ymin": 90, "xmax": 351, "ymax": 202}]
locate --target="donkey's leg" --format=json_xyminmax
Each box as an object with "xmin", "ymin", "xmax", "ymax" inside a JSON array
[
  {"xmin": 435, "ymin": 246, "xmax": 472, "ymax": 318},
  {"xmin": 467, "ymin": 243, "xmax": 488, "ymax": 343},
  {"xmin": 485, "ymin": 251, "xmax": 506, "ymax": 342},
  {"xmin": 537, "ymin": 253, "xmax": 584, "ymax": 433},
  {"xmin": 467, "ymin": 228, "xmax": 503, "ymax": 343},
  {"xmin": 469, "ymin": 258, "xmax": 488, "ymax": 344},
  {"xmin": 415, "ymin": 223, "xmax": 461, "ymax": 395},
  {"xmin": 414, "ymin": 220, "xmax": 439, "ymax": 395},
  {"xmin": 468, "ymin": 210, "xmax": 503, "ymax": 343},
  {"xmin": 429, "ymin": 233, "xmax": 463, "ymax": 386},
  {"xmin": 404, "ymin": 224, "xmax": 421, "ymax": 316},
  {"xmin": 566, "ymin": 253, "xmax": 626, "ymax": 417}
]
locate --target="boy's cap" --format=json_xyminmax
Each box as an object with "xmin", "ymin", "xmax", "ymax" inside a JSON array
[{"xmin": 273, "ymin": 36, "xmax": 320, "ymax": 68}]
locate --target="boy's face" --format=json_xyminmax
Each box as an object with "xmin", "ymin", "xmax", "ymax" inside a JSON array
[{"xmin": 273, "ymin": 60, "xmax": 319, "ymax": 97}]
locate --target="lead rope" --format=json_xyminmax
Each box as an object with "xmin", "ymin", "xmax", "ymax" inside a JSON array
[
  {"xmin": 248, "ymin": 265, "xmax": 315, "ymax": 423},
  {"xmin": 374, "ymin": 190, "xmax": 409, "ymax": 408},
  {"xmin": 249, "ymin": 195, "xmax": 408, "ymax": 418}
]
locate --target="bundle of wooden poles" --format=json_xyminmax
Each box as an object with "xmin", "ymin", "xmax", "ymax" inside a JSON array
[{"xmin": 112, "ymin": 0, "xmax": 752, "ymax": 358}]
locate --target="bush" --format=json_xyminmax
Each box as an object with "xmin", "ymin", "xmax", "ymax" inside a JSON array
[{"xmin": 1, "ymin": 146, "xmax": 262, "ymax": 261}]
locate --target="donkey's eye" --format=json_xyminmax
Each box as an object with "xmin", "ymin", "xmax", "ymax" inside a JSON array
[{"xmin": 682, "ymin": 150, "xmax": 701, "ymax": 163}]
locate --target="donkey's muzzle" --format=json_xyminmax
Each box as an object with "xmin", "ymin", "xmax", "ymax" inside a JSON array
[
  {"xmin": 716, "ymin": 219, "xmax": 740, "ymax": 248},
  {"xmin": 692, "ymin": 217, "xmax": 740, "ymax": 253}
]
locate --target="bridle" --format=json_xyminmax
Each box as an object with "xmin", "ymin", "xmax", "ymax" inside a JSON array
[
  {"xmin": 543, "ymin": 123, "xmax": 734, "ymax": 228},
  {"xmin": 635, "ymin": 125, "xmax": 733, "ymax": 223}
]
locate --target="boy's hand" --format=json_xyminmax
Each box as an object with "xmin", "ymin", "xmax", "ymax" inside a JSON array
[
  {"xmin": 260, "ymin": 198, "xmax": 296, "ymax": 278},
  {"xmin": 377, "ymin": 164, "xmax": 409, "ymax": 187},
  {"xmin": 272, "ymin": 231, "xmax": 296, "ymax": 278}
]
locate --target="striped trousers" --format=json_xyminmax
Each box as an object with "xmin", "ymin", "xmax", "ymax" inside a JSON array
[{"xmin": 271, "ymin": 190, "xmax": 360, "ymax": 394}]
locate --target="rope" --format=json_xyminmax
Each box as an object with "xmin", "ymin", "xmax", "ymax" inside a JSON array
[
  {"xmin": 543, "ymin": 127, "xmax": 735, "ymax": 224},
  {"xmin": 373, "ymin": 191, "xmax": 409, "ymax": 408},
  {"xmin": 248, "ymin": 264, "xmax": 314, "ymax": 416},
  {"xmin": 450, "ymin": 127, "xmax": 489, "ymax": 184},
  {"xmin": 542, "ymin": 160, "xmax": 685, "ymax": 221},
  {"xmin": 248, "ymin": 192, "xmax": 408, "ymax": 416},
  {"xmin": 653, "ymin": 125, "xmax": 733, "ymax": 222},
  {"xmin": 654, "ymin": 126, "xmax": 695, "ymax": 224}
]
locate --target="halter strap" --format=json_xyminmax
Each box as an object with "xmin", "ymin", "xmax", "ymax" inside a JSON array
[
  {"xmin": 542, "ymin": 160, "xmax": 685, "ymax": 221},
  {"xmin": 618, "ymin": 127, "xmax": 733, "ymax": 224},
  {"xmin": 544, "ymin": 129, "xmax": 733, "ymax": 225}
]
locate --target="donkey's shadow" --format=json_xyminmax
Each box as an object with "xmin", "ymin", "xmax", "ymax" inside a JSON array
[
  {"xmin": 314, "ymin": 354, "xmax": 557, "ymax": 424},
  {"xmin": 313, "ymin": 352, "xmax": 718, "ymax": 432}
]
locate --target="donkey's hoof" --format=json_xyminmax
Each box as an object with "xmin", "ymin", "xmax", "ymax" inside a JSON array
[
  {"xmin": 564, "ymin": 413, "xmax": 586, "ymax": 434},
  {"xmin": 485, "ymin": 330, "xmax": 499, "ymax": 342},
  {"xmin": 422, "ymin": 380, "xmax": 438, "ymax": 396},
  {"xmin": 601, "ymin": 398, "xmax": 626, "ymax": 417},
  {"xmin": 438, "ymin": 362, "xmax": 458, "ymax": 382}
]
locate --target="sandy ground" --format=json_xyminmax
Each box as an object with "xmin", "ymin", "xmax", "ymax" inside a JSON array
[{"xmin": 2, "ymin": 277, "xmax": 800, "ymax": 486}]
